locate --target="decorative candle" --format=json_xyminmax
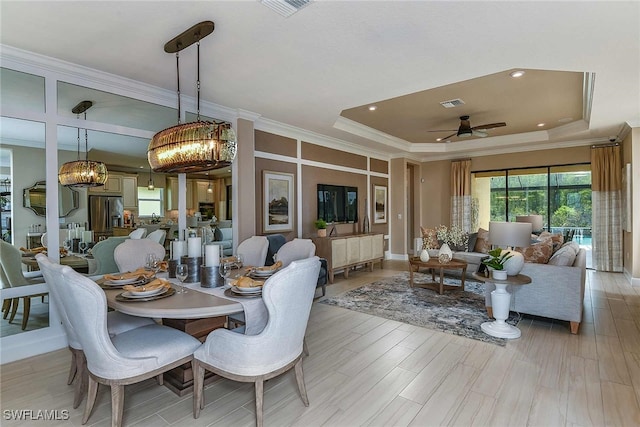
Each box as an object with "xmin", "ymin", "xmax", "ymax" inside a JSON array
[
  {"xmin": 187, "ymin": 237, "xmax": 202, "ymax": 258},
  {"xmin": 172, "ymin": 240, "xmax": 186, "ymax": 260},
  {"xmin": 205, "ymin": 244, "xmax": 220, "ymax": 267},
  {"xmin": 75, "ymin": 226, "xmax": 85, "ymax": 239}
]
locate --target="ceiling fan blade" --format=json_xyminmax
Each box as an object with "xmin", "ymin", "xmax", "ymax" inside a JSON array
[
  {"xmin": 436, "ymin": 132, "xmax": 457, "ymax": 141},
  {"xmin": 426, "ymin": 129, "xmax": 457, "ymax": 133},
  {"xmin": 471, "ymin": 122, "xmax": 506, "ymax": 131}
]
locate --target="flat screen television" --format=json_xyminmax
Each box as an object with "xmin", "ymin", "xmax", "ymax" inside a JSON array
[{"xmin": 317, "ymin": 184, "xmax": 358, "ymax": 223}]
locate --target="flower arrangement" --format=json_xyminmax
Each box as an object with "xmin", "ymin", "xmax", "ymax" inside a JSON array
[
  {"xmin": 435, "ymin": 224, "xmax": 469, "ymax": 251},
  {"xmin": 481, "ymin": 248, "xmax": 513, "ymax": 271}
]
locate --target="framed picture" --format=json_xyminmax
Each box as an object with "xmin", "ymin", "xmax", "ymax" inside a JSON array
[
  {"xmin": 374, "ymin": 185, "xmax": 387, "ymax": 224},
  {"xmin": 263, "ymin": 171, "xmax": 294, "ymax": 233}
]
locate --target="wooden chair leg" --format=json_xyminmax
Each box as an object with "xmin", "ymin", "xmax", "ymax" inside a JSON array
[
  {"xmin": 82, "ymin": 376, "xmax": 98, "ymax": 424},
  {"xmin": 255, "ymin": 379, "xmax": 264, "ymax": 427},
  {"xmin": 303, "ymin": 338, "xmax": 309, "ymax": 357},
  {"xmin": 21, "ymin": 296, "xmax": 31, "ymax": 330},
  {"xmin": 294, "ymin": 358, "xmax": 309, "ymax": 406},
  {"xmin": 67, "ymin": 348, "xmax": 78, "ymax": 385},
  {"xmin": 8, "ymin": 298, "xmax": 19, "ymax": 323},
  {"xmin": 74, "ymin": 351, "xmax": 88, "ymax": 409},
  {"xmin": 2, "ymin": 299, "xmax": 10, "ymax": 317},
  {"xmin": 111, "ymin": 384, "xmax": 125, "ymax": 427},
  {"xmin": 193, "ymin": 360, "xmax": 204, "ymax": 418}
]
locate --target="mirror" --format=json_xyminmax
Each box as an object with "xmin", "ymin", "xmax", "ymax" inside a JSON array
[{"xmin": 23, "ymin": 181, "xmax": 79, "ymax": 217}]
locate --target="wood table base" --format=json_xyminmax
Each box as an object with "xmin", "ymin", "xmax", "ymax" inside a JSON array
[
  {"xmin": 162, "ymin": 316, "xmax": 226, "ymax": 396},
  {"xmin": 408, "ymin": 257, "xmax": 467, "ymax": 295}
]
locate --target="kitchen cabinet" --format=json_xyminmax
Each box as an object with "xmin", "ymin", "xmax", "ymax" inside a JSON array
[
  {"xmin": 196, "ymin": 181, "xmax": 214, "ymax": 204},
  {"xmin": 313, "ymin": 233, "xmax": 384, "ymax": 283},
  {"xmin": 166, "ymin": 177, "xmax": 195, "ymax": 210},
  {"xmin": 88, "ymin": 174, "xmax": 122, "ymax": 194},
  {"xmin": 121, "ymin": 176, "xmax": 138, "ymax": 209}
]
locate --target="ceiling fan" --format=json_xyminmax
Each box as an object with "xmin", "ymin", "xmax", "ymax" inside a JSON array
[{"xmin": 428, "ymin": 115, "xmax": 506, "ymax": 141}]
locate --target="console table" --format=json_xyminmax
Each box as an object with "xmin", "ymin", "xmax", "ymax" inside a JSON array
[{"xmin": 312, "ymin": 233, "xmax": 384, "ymax": 283}]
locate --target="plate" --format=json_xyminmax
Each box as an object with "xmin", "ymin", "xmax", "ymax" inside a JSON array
[
  {"xmin": 250, "ymin": 269, "xmax": 277, "ymax": 278},
  {"xmin": 115, "ymin": 287, "xmax": 176, "ymax": 302},
  {"xmin": 224, "ymin": 288, "xmax": 262, "ymax": 299},
  {"xmin": 121, "ymin": 287, "xmax": 169, "ymax": 298},
  {"xmin": 103, "ymin": 276, "xmax": 143, "ymax": 285},
  {"xmin": 231, "ymin": 285, "xmax": 262, "ymax": 295}
]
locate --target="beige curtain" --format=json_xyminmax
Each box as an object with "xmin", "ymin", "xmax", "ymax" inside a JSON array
[
  {"xmin": 213, "ymin": 178, "xmax": 227, "ymax": 220},
  {"xmin": 451, "ymin": 159, "xmax": 472, "ymax": 232},
  {"xmin": 591, "ymin": 145, "xmax": 622, "ymax": 272}
]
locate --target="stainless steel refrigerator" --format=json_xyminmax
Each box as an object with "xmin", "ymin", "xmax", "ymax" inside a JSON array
[{"xmin": 89, "ymin": 195, "xmax": 124, "ymax": 239}]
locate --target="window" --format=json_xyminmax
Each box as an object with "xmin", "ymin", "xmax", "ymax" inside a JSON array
[
  {"xmin": 472, "ymin": 164, "xmax": 591, "ymax": 239},
  {"xmin": 137, "ymin": 187, "xmax": 164, "ymax": 217}
]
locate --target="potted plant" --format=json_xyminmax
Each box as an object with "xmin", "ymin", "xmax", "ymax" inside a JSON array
[
  {"xmin": 314, "ymin": 219, "xmax": 327, "ymax": 237},
  {"xmin": 481, "ymin": 248, "xmax": 513, "ymax": 280}
]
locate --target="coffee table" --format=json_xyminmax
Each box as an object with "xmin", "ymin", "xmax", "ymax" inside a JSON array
[{"xmin": 408, "ymin": 257, "xmax": 467, "ymax": 295}]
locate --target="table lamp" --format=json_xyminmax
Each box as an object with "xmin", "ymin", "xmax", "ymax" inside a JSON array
[
  {"xmin": 488, "ymin": 221, "xmax": 532, "ymax": 276},
  {"xmin": 516, "ymin": 215, "xmax": 544, "ymax": 233}
]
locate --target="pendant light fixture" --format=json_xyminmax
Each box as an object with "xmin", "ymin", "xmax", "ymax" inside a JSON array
[
  {"xmin": 148, "ymin": 21, "xmax": 237, "ymax": 173},
  {"xmin": 147, "ymin": 166, "xmax": 155, "ymax": 190},
  {"xmin": 58, "ymin": 101, "xmax": 108, "ymax": 187},
  {"xmin": 207, "ymin": 172, "xmax": 213, "ymax": 193}
]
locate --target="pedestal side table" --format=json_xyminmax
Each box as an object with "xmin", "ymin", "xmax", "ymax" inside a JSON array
[{"xmin": 472, "ymin": 272, "xmax": 531, "ymax": 339}]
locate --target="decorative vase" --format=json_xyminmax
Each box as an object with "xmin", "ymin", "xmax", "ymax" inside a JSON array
[
  {"xmin": 317, "ymin": 228, "xmax": 327, "ymax": 237},
  {"xmin": 419, "ymin": 248, "xmax": 429, "ymax": 262},
  {"xmin": 492, "ymin": 269, "xmax": 507, "ymax": 280},
  {"xmin": 438, "ymin": 243, "xmax": 452, "ymax": 264}
]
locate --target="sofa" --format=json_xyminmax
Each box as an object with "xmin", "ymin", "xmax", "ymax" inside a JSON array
[
  {"xmin": 484, "ymin": 247, "xmax": 586, "ymax": 334},
  {"xmin": 214, "ymin": 226, "xmax": 233, "ymax": 256},
  {"xmin": 413, "ymin": 237, "xmax": 486, "ymax": 278}
]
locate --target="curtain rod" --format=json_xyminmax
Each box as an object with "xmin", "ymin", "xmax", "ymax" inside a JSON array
[{"xmin": 591, "ymin": 142, "xmax": 619, "ymax": 148}]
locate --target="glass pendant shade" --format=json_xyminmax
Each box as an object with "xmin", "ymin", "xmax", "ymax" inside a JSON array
[
  {"xmin": 148, "ymin": 122, "xmax": 236, "ymax": 173},
  {"xmin": 58, "ymin": 160, "xmax": 108, "ymax": 188}
]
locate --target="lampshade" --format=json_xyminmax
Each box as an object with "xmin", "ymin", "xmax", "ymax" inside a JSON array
[
  {"xmin": 58, "ymin": 100, "xmax": 108, "ymax": 188},
  {"xmin": 516, "ymin": 215, "xmax": 543, "ymax": 232},
  {"xmin": 147, "ymin": 21, "xmax": 237, "ymax": 173},
  {"xmin": 488, "ymin": 221, "xmax": 532, "ymax": 249},
  {"xmin": 148, "ymin": 123, "xmax": 236, "ymax": 173}
]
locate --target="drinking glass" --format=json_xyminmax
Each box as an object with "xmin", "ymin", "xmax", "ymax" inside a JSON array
[
  {"xmin": 78, "ymin": 241, "xmax": 88, "ymax": 255},
  {"xmin": 175, "ymin": 264, "xmax": 188, "ymax": 294},
  {"xmin": 145, "ymin": 253, "xmax": 160, "ymax": 275},
  {"xmin": 234, "ymin": 254, "xmax": 243, "ymax": 268},
  {"xmin": 62, "ymin": 239, "xmax": 71, "ymax": 254},
  {"xmin": 219, "ymin": 261, "xmax": 232, "ymax": 286}
]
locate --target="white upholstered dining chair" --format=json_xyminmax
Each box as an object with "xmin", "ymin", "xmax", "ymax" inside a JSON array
[
  {"xmin": 236, "ymin": 236, "xmax": 269, "ymax": 267},
  {"xmin": 193, "ymin": 256, "xmax": 321, "ymax": 427},
  {"xmin": 36, "ymin": 254, "xmax": 156, "ymax": 409},
  {"xmin": 274, "ymin": 238, "xmax": 316, "ymax": 267},
  {"xmin": 145, "ymin": 229, "xmax": 166, "ymax": 246},
  {"xmin": 113, "ymin": 239, "xmax": 165, "ymax": 272},
  {"xmin": 44, "ymin": 258, "xmax": 201, "ymax": 426},
  {"xmin": 128, "ymin": 228, "xmax": 147, "ymax": 239}
]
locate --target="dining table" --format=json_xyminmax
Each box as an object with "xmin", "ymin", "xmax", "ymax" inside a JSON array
[
  {"xmin": 99, "ymin": 271, "xmax": 269, "ymax": 395},
  {"xmin": 22, "ymin": 254, "xmax": 89, "ymax": 273}
]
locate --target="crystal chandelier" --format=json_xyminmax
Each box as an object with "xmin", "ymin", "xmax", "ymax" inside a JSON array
[
  {"xmin": 58, "ymin": 101, "xmax": 108, "ymax": 187},
  {"xmin": 148, "ymin": 21, "xmax": 237, "ymax": 173}
]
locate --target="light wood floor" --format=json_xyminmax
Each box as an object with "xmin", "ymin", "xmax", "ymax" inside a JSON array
[{"xmin": 1, "ymin": 261, "xmax": 639, "ymax": 426}]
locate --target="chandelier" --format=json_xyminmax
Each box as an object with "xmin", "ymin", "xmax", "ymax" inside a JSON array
[
  {"xmin": 58, "ymin": 100, "xmax": 108, "ymax": 187},
  {"xmin": 148, "ymin": 21, "xmax": 237, "ymax": 173}
]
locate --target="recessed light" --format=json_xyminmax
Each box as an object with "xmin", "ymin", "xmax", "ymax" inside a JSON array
[
  {"xmin": 368, "ymin": 105, "xmax": 377, "ymax": 111},
  {"xmin": 510, "ymin": 70, "xmax": 525, "ymax": 78},
  {"xmin": 537, "ymin": 123, "xmax": 545, "ymax": 127},
  {"xmin": 436, "ymin": 138, "xmax": 443, "ymax": 142}
]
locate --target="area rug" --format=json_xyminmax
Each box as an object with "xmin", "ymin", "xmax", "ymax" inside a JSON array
[{"xmin": 320, "ymin": 272, "xmax": 520, "ymax": 346}]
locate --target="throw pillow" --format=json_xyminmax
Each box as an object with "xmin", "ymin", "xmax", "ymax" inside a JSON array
[
  {"xmin": 467, "ymin": 232, "xmax": 478, "ymax": 252},
  {"xmin": 214, "ymin": 227, "xmax": 223, "ymax": 241},
  {"xmin": 420, "ymin": 227, "xmax": 438, "ymax": 249},
  {"xmin": 517, "ymin": 238, "xmax": 553, "ymax": 264},
  {"xmin": 548, "ymin": 243, "xmax": 578, "ymax": 266},
  {"xmin": 474, "ymin": 228, "xmax": 491, "ymax": 254},
  {"xmin": 539, "ymin": 231, "xmax": 564, "ymax": 253}
]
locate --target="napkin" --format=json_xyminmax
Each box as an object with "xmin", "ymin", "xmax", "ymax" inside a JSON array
[
  {"xmin": 233, "ymin": 276, "xmax": 264, "ymax": 288},
  {"xmin": 254, "ymin": 260, "xmax": 282, "ymax": 272},
  {"xmin": 123, "ymin": 278, "xmax": 171, "ymax": 293},
  {"xmin": 104, "ymin": 268, "xmax": 154, "ymax": 281},
  {"xmin": 20, "ymin": 246, "xmax": 46, "ymax": 254}
]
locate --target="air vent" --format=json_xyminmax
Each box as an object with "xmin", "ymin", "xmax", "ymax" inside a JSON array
[
  {"xmin": 439, "ymin": 98, "xmax": 465, "ymax": 108},
  {"xmin": 261, "ymin": 0, "xmax": 312, "ymax": 17}
]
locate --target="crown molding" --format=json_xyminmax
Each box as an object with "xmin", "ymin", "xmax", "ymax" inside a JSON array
[
  {"xmin": 255, "ymin": 115, "xmax": 391, "ymax": 160},
  {"xmin": 333, "ymin": 116, "xmax": 411, "ymax": 151}
]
